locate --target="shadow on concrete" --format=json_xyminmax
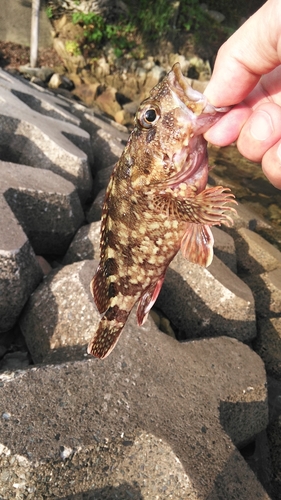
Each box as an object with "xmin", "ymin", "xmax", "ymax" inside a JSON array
[{"xmin": 57, "ymin": 482, "xmax": 144, "ymax": 500}]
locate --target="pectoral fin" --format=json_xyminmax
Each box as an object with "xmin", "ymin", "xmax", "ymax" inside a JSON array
[
  {"xmin": 181, "ymin": 223, "xmax": 214, "ymax": 267},
  {"xmin": 152, "ymin": 185, "xmax": 236, "ymax": 226}
]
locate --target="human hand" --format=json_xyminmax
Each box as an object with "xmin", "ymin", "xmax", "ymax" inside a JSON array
[{"xmin": 204, "ymin": 0, "xmax": 281, "ymax": 189}]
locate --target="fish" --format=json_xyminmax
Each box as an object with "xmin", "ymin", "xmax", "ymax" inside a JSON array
[{"xmin": 88, "ymin": 62, "xmax": 236, "ymax": 359}]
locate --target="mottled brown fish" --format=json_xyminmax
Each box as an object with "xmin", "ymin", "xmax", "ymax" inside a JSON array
[{"xmin": 88, "ymin": 62, "xmax": 236, "ymax": 359}]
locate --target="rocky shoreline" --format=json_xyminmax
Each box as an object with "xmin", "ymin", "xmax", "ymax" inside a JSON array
[{"xmin": 0, "ymin": 66, "xmax": 281, "ymax": 498}]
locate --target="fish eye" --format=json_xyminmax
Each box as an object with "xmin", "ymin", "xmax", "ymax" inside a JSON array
[
  {"xmin": 137, "ymin": 103, "xmax": 161, "ymax": 129},
  {"xmin": 145, "ymin": 108, "xmax": 157, "ymax": 122}
]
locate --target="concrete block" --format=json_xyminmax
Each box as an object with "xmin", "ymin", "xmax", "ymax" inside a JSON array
[
  {"xmin": 1, "ymin": 161, "xmax": 84, "ymax": 255},
  {"xmin": 84, "ymin": 111, "xmax": 128, "ymax": 172},
  {"xmin": 1, "ymin": 316, "xmax": 269, "ymax": 499},
  {"xmin": 212, "ymin": 226, "xmax": 237, "ymax": 273},
  {"xmin": 62, "ymin": 221, "xmax": 100, "ymax": 265},
  {"xmin": 157, "ymin": 253, "xmax": 256, "ymax": 343},
  {"xmin": 234, "ymin": 227, "xmax": 281, "ymax": 275},
  {"xmin": 0, "ymin": 69, "xmax": 93, "ymax": 202},
  {"xmin": 0, "ymin": 161, "xmax": 85, "ymax": 332}
]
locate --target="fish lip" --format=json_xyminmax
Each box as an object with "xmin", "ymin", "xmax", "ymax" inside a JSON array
[{"xmin": 170, "ymin": 63, "xmax": 230, "ymax": 115}]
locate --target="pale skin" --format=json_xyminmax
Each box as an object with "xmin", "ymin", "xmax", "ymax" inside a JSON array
[{"xmin": 203, "ymin": 0, "xmax": 281, "ymax": 189}]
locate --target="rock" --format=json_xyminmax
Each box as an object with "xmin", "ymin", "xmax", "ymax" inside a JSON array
[
  {"xmin": 235, "ymin": 227, "xmax": 281, "ymax": 274},
  {"xmin": 114, "ymin": 108, "xmax": 134, "ymax": 126},
  {"xmin": 62, "ymin": 222, "xmax": 101, "ymax": 265},
  {"xmin": 212, "ymin": 226, "xmax": 237, "ymax": 273},
  {"xmin": 254, "ymin": 318, "xmax": 281, "ymax": 381},
  {"xmin": 0, "ymin": 193, "xmax": 42, "ymax": 331},
  {"xmin": 0, "ymin": 323, "xmax": 269, "ymax": 498},
  {"xmin": 93, "ymin": 57, "xmax": 111, "ymax": 79},
  {"xmin": 0, "ymin": 68, "xmax": 93, "ymax": 202},
  {"xmin": 18, "ymin": 65, "xmax": 54, "ymax": 82},
  {"xmin": 0, "ymin": 351, "xmax": 30, "ymax": 371},
  {"xmin": 53, "ymin": 38, "xmax": 86, "ymax": 74},
  {"xmin": 157, "ymin": 253, "xmax": 256, "ymax": 343},
  {"xmin": 95, "ymin": 86, "xmax": 122, "ymax": 118},
  {"xmin": 20, "ymin": 260, "xmax": 99, "ymax": 364},
  {"xmin": 86, "ymin": 188, "xmax": 106, "ymax": 222},
  {"xmin": 48, "ymin": 73, "xmax": 74, "ymax": 90},
  {"xmin": 267, "ymin": 415, "xmax": 281, "ymax": 497},
  {"xmin": 144, "ymin": 65, "xmax": 166, "ymax": 91},
  {"xmin": 0, "ymin": 160, "xmax": 85, "ymax": 331},
  {"xmin": 1, "ymin": 161, "xmax": 84, "ymax": 255},
  {"xmin": 83, "ymin": 111, "xmax": 127, "ymax": 172},
  {"xmin": 72, "ymin": 82, "xmax": 103, "ymax": 106}
]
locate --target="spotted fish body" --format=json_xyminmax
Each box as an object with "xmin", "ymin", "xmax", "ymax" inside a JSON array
[{"xmin": 88, "ymin": 63, "xmax": 236, "ymax": 359}]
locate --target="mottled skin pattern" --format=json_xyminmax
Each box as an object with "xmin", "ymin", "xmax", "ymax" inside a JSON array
[{"xmin": 88, "ymin": 63, "xmax": 236, "ymax": 359}]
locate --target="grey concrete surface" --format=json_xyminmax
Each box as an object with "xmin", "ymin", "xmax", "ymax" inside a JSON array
[
  {"xmin": 0, "ymin": 69, "xmax": 93, "ymax": 202},
  {"xmin": 1, "ymin": 316, "xmax": 269, "ymax": 499},
  {"xmin": 157, "ymin": 252, "xmax": 256, "ymax": 343},
  {"xmin": 0, "ymin": 0, "xmax": 53, "ymax": 47},
  {"xmin": 0, "ymin": 160, "xmax": 84, "ymax": 332}
]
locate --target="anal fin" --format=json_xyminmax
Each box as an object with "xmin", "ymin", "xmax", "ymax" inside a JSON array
[
  {"xmin": 137, "ymin": 277, "xmax": 165, "ymax": 326},
  {"xmin": 180, "ymin": 223, "xmax": 214, "ymax": 267}
]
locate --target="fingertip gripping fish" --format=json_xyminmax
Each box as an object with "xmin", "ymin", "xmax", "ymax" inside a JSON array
[{"xmin": 88, "ymin": 62, "xmax": 236, "ymax": 359}]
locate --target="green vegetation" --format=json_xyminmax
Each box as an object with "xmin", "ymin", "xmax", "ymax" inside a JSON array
[
  {"xmin": 65, "ymin": 40, "xmax": 82, "ymax": 56},
  {"xmin": 46, "ymin": 5, "xmax": 53, "ymax": 19},
  {"xmin": 72, "ymin": 11, "xmax": 136, "ymax": 57},
  {"xmin": 47, "ymin": 0, "xmax": 264, "ymax": 60}
]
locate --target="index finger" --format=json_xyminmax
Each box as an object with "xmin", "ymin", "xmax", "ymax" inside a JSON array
[{"xmin": 204, "ymin": 0, "xmax": 281, "ymax": 106}]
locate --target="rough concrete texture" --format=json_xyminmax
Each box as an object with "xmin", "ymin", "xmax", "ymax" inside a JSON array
[
  {"xmin": 62, "ymin": 221, "xmax": 101, "ymax": 265},
  {"xmin": 1, "ymin": 161, "xmax": 85, "ymax": 255},
  {"xmin": 0, "ymin": 160, "xmax": 84, "ymax": 332},
  {"xmin": 20, "ymin": 260, "xmax": 99, "ymax": 364},
  {"xmin": 212, "ymin": 226, "xmax": 237, "ymax": 273},
  {"xmin": 1, "ymin": 317, "xmax": 269, "ymax": 499},
  {"xmin": 157, "ymin": 252, "xmax": 256, "ymax": 343},
  {"xmin": 0, "ymin": 0, "xmax": 53, "ymax": 47},
  {"xmin": 1, "ymin": 68, "xmax": 281, "ymax": 497},
  {"xmin": 235, "ymin": 228, "xmax": 281, "ymax": 275},
  {"xmin": 234, "ymin": 230, "xmax": 281, "ymax": 382},
  {"xmin": 0, "ymin": 69, "xmax": 93, "ymax": 201},
  {"xmin": 83, "ymin": 111, "xmax": 128, "ymax": 173},
  {"xmin": 0, "ymin": 219, "xmax": 42, "ymax": 332}
]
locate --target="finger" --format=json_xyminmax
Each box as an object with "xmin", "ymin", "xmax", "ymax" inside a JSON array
[
  {"xmin": 262, "ymin": 140, "xmax": 281, "ymax": 189},
  {"xmin": 204, "ymin": 0, "xmax": 281, "ymax": 106},
  {"xmin": 204, "ymin": 104, "xmax": 251, "ymax": 146},
  {"xmin": 237, "ymin": 102, "xmax": 281, "ymax": 162}
]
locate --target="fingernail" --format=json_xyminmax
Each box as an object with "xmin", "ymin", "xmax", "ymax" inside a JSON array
[{"xmin": 250, "ymin": 110, "xmax": 274, "ymax": 141}]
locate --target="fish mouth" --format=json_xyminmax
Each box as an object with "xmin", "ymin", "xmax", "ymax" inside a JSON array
[
  {"xmin": 169, "ymin": 62, "xmax": 229, "ymax": 116},
  {"xmin": 159, "ymin": 137, "xmax": 208, "ymax": 191}
]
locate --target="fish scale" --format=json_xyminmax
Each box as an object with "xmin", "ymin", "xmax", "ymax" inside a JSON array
[{"xmin": 88, "ymin": 63, "xmax": 236, "ymax": 359}]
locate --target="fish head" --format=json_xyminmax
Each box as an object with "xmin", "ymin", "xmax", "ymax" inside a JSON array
[{"xmin": 130, "ymin": 62, "xmax": 229, "ymax": 191}]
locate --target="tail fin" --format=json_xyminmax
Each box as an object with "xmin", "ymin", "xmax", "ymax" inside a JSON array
[{"xmin": 87, "ymin": 306, "xmax": 130, "ymax": 359}]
